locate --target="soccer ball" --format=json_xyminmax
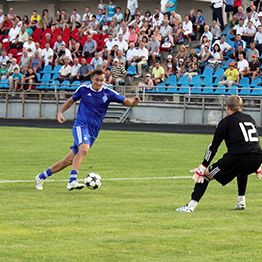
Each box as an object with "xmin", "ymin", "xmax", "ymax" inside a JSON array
[{"xmin": 84, "ymin": 173, "xmax": 102, "ymax": 190}]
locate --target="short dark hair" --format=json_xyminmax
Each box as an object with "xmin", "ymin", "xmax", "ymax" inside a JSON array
[{"xmin": 91, "ymin": 69, "xmax": 105, "ymax": 78}]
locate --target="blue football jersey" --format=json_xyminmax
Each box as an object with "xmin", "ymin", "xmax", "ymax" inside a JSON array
[{"xmin": 72, "ymin": 83, "xmax": 125, "ymax": 137}]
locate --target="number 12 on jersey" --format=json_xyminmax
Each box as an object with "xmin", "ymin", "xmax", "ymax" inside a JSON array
[{"xmin": 239, "ymin": 122, "xmax": 259, "ymax": 142}]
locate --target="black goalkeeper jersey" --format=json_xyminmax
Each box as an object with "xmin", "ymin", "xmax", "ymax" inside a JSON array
[{"xmin": 202, "ymin": 111, "xmax": 262, "ymax": 167}]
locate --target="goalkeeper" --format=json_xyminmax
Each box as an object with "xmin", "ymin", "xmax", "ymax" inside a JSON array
[{"xmin": 176, "ymin": 95, "xmax": 262, "ymax": 212}]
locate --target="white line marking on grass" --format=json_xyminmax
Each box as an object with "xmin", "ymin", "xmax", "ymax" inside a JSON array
[{"xmin": 0, "ymin": 176, "xmax": 192, "ymax": 184}]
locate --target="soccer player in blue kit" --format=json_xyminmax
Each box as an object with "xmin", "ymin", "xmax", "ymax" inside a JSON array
[{"xmin": 35, "ymin": 69, "xmax": 140, "ymax": 190}]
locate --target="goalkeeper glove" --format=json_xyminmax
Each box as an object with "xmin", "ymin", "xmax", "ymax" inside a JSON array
[
  {"xmin": 256, "ymin": 164, "xmax": 262, "ymax": 180},
  {"xmin": 193, "ymin": 164, "xmax": 207, "ymax": 183}
]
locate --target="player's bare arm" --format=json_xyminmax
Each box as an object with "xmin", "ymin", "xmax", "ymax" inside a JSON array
[
  {"xmin": 123, "ymin": 97, "xmax": 140, "ymax": 107},
  {"xmin": 57, "ymin": 97, "xmax": 75, "ymax": 123}
]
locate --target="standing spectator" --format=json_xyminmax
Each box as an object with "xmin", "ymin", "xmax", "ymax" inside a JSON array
[
  {"xmin": 76, "ymin": 58, "xmax": 93, "ymax": 82},
  {"xmin": 211, "ymin": 0, "xmax": 224, "ymax": 31},
  {"xmin": 107, "ymin": 1, "xmax": 116, "ymax": 22},
  {"xmin": 225, "ymin": 0, "xmax": 234, "ymax": 24},
  {"xmin": 218, "ymin": 62, "xmax": 239, "ymax": 86},
  {"xmin": 69, "ymin": 57, "xmax": 81, "ymax": 82},
  {"xmin": 82, "ymin": 35, "xmax": 97, "ymax": 57},
  {"xmin": 111, "ymin": 58, "xmax": 127, "ymax": 85},
  {"xmin": 233, "ymin": 0, "xmax": 242, "ymax": 15},
  {"xmin": 21, "ymin": 67, "xmax": 37, "ymax": 91},
  {"xmin": 152, "ymin": 61, "xmax": 165, "ymax": 84},
  {"xmin": 98, "ymin": 0, "xmax": 106, "ymax": 13},
  {"xmin": 127, "ymin": 0, "xmax": 138, "ymax": 19},
  {"xmin": 90, "ymin": 52, "xmax": 103, "ymax": 69}
]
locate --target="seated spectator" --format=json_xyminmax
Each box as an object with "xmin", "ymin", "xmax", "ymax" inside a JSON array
[
  {"xmin": 90, "ymin": 52, "xmax": 103, "ymax": 69},
  {"xmin": 229, "ymin": 15, "xmax": 238, "ymax": 35},
  {"xmin": 210, "ymin": 20, "xmax": 221, "ymax": 41},
  {"xmin": 233, "ymin": 18, "xmax": 245, "ymax": 36},
  {"xmin": 30, "ymin": 50, "xmax": 42, "ymax": 73},
  {"xmin": 113, "ymin": 7, "xmax": 124, "ymax": 24},
  {"xmin": 125, "ymin": 43, "xmax": 135, "ymax": 65},
  {"xmin": 58, "ymin": 57, "xmax": 72, "ymax": 82},
  {"xmin": 199, "ymin": 45, "xmax": 212, "ymax": 73},
  {"xmin": 105, "ymin": 67, "xmax": 114, "ymax": 85},
  {"xmin": 165, "ymin": 54, "xmax": 176, "ymax": 77},
  {"xmin": 152, "ymin": 61, "xmax": 165, "ymax": 84},
  {"xmin": 247, "ymin": 54, "xmax": 261, "ymax": 79},
  {"xmin": 200, "ymin": 36, "xmax": 211, "ymax": 54},
  {"xmin": 30, "ymin": 10, "xmax": 41, "ymax": 28},
  {"xmin": 76, "ymin": 58, "xmax": 93, "ymax": 81},
  {"xmin": 131, "ymin": 42, "xmax": 149, "ymax": 78},
  {"xmin": 236, "ymin": 6, "xmax": 247, "ymax": 21},
  {"xmin": 123, "ymin": 8, "xmax": 131, "ymax": 24},
  {"xmin": 242, "ymin": 20, "xmax": 256, "ymax": 46},
  {"xmin": 128, "ymin": 26, "xmax": 138, "ymax": 43},
  {"xmin": 175, "ymin": 44, "xmax": 188, "ymax": 63},
  {"xmin": 56, "ymin": 43, "xmax": 72, "ymax": 65},
  {"xmin": 0, "ymin": 50, "xmax": 9, "ymax": 66},
  {"xmin": 254, "ymin": 25, "xmax": 262, "ymax": 53},
  {"xmin": 114, "ymin": 34, "xmax": 128, "ymax": 52},
  {"xmin": 105, "ymin": 33, "xmax": 116, "ymax": 51},
  {"xmin": 96, "ymin": 8, "xmax": 106, "ymax": 28},
  {"xmin": 42, "ymin": 9, "xmax": 53, "ymax": 30},
  {"xmin": 184, "ymin": 55, "xmax": 199, "ymax": 80},
  {"xmin": 195, "ymin": 9, "xmax": 205, "ymax": 40},
  {"xmin": 42, "ymin": 42, "xmax": 54, "ymax": 66},
  {"xmin": 138, "ymin": 73, "xmax": 154, "ymax": 90},
  {"xmin": 171, "ymin": 21, "xmax": 184, "ymax": 45},
  {"xmin": 0, "ymin": 62, "xmax": 8, "ymax": 80},
  {"xmin": 21, "ymin": 67, "xmax": 37, "ymax": 91},
  {"xmin": 61, "ymin": 9, "xmax": 70, "ymax": 30},
  {"xmin": 200, "ymin": 25, "xmax": 213, "ymax": 43},
  {"xmin": 1, "ymin": 15, "xmax": 12, "ymax": 35},
  {"xmin": 233, "ymin": 34, "xmax": 246, "ymax": 57},
  {"xmin": 212, "ymin": 36, "xmax": 232, "ymax": 56},
  {"xmin": 9, "ymin": 67, "xmax": 22, "ymax": 93},
  {"xmin": 52, "ymin": 10, "xmax": 63, "ymax": 29},
  {"xmin": 10, "ymin": 26, "xmax": 29, "ymax": 50},
  {"xmin": 8, "ymin": 22, "xmax": 20, "ymax": 44},
  {"xmin": 182, "ymin": 15, "xmax": 193, "ymax": 44},
  {"xmin": 19, "ymin": 50, "xmax": 31, "ymax": 73},
  {"xmin": 147, "ymin": 34, "xmax": 160, "ymax": 65},
  {"xmin": 69, "ymin": 57, "xmax": 81, "ymax": 82},
  {"xmin": 111, "ymin": 58, "xmax": 126, "ymax": 85},
  {"xmin": 176, "ymin": 58, "xmax": 186, "ymax": 80},
  {"xmin": 208, "ymin": 44, "xmax": 223, "ymax": 66},
  {"xmin": 70, "ymin": 8, "xmax": 81, "ymax": 30},
  {"xmin": 82, "ymin": 34, "xmax": 97, "ymax": 57},
  {"xmin": 160, "ymin": 19, "xmax": 173, "ymax": 45},
  {"xmin": 237, "ymin": 53, "xmax": 249, "ymax": 77},
  {"xmin": 68, "ymin": 38, "xmax": 82, "ymax": 58},
  {"xmin": 246, "ymin": 42, "xmax": 259, "ymax": 63},
  {"xmin": 53, "ymin": 35, "xmax": 66, "ymax": 55},
  {"xmin": 23, "ymin": 36, "xmax": 36, "ymax": 54},
  {"xmin": 218, "ymin": 62, "xmax": 239, "ymax": 87}
]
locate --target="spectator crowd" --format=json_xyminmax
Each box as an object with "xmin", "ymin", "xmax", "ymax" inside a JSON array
[{"xmin": 0, "ymin": 0, "xmax": 262, "ymax": 94}]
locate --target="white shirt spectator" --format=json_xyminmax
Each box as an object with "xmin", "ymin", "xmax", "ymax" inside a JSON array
[
  {"xmin": 254, "ymin": 31, "xmax": 262, "ymax": 44},
  {"xmin": 114, "ymin": 39, "xmax": 128, "ymax": 51},
  {"xmin": 71, "ymin": 63, "xmax": 81, "ymax": 77},
  {"xmin": 105, "ymin": 38, "xmax": 116, "ymax": 51},
  {"xmin": 211, "ymin": 0, "xmax": 223, "ymax": 8},
  {"xmin": 59, "ymin": 64, "xmax": 72, "ymax": 76},
  {"xmin": 182, "ymin": 20, "xmax": 193, "ymax": 35},
  {"xmin": 233, "ymin": 24, "xmax": 246, "ymax": 35},
  {"xmin": 237, "ymin": 59, "xmax": 249, "ymax": 73},
  {"xmin": 0, "ymin": 55, "xmax": 9, "ymax": 66},
  {"xmin": 90, "ymin": 56, "xmax": 103, "ymax": 69},
  {"xmin": 126, "ymin": 47, "xmax": 138, "ymax": 63},
  {"xmin": 127, "ymin": 0, "xmax": 138, "ymax": 16},
  {"xmin": 138, "ymin": 47, "xmax": 149, "ymax": 60},
  {"xmin": 8, "ymin": 26, "xmax": 20, "ymax": 42},
  {"xmin": 23, "ymin": 41, "xmax": 36, "ymax": 53},
  {"xmin": 42, "ymin": 47, "xmax": 54, "ymax": 66},
  {"xmin": 213, "ymin": 39, "xmax": 231, "ymax": 52}
]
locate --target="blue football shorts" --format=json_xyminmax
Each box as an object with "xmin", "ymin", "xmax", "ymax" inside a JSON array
[{"xmin": 70, "ymin": 126, "xmax": 96, "ymax": 155}]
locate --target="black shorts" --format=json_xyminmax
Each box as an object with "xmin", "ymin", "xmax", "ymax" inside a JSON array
[
  {"xmin": 225, "ymin": 5, "xmax": 234, "ymax": 13},
  {"xmin": 208, "ymin": 153, "xmax": 262, "ymax": 186}
]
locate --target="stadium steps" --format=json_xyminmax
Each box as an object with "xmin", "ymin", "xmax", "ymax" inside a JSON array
[{"xmin": 104, "ymin": 104, "xmax": 131, "ymax": 123}]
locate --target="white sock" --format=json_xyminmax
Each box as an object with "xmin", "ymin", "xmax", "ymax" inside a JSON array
[
  {"xmin": 237, "ymin": 195, "xmax": 246, "ymax": 202},
  {"xmin": 188, "ymin": 200, "xmax": 198, "ymax": 210}
]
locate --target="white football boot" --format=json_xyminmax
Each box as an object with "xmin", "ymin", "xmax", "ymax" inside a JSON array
[
  {"xmin": 176, "ymin": 205, "xmax": 194, "ymax": 213},
  {"xmin": 67, "ymin": 180, "xmax": 85, "ymax": 191},
  {"xmin": 236, "ymin": 196, "xmax": 246, "ymax": 210},
  {"xmin": 35, "ymin": 175, "xmax": 44, "ymax": 190}
]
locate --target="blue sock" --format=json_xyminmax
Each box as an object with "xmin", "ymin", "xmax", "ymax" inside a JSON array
[
  {"xmin": 39, "ymin": 168, "xmax": 52, "ymax": 180},
  {"xmin": 69, "ymin": 170, "xmax": 78, "ymax": 183}
]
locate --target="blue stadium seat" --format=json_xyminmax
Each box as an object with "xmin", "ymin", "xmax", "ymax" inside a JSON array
[
  {"xmin": 222, "ymin": 59, "xmax": 234, "ymax": 69},
  {"xmin": 190, "ymin": 75, "xmax": 202, "ymax": 94},
  {"xmin": 239, "ymin": 86, "xmax": 251, "ymax": 95},
  {"xmin": 39, "ymin": 65, "xmax": 52, "ymax": 74},
  {"xmin": 250, "ymin": 77, "xmax": 261, "ymax": 88},
  {"xmin": 238, "ymin": 77, "xmax": 249, "ymax": 87},
  {"xmin": 51, "ymin": 73, "xmax": 60, "ymax": 80},
  {"xmin": 214, "ymin": 85, "xmax": 226, "ymax": 94},
  {"xmin": 201, "ymin": 86, "xmax": 215, "ymax": 94},
  {"xmin": 165, "ymin": 74, "xmax": 177, "ymax": 87},
  {"xmin": 67, "ymin": 81, "xmax": 80, "ymax": 91},
  {"xmin": 49, "ymin": 80, "xmax": 60, "ymax": 91},
  {"xmin": 127, "ymin": 65, "xmax": 137, "ymax": 76},
  {"xmin": 199, "ymin": 66, "xmax": 213, "ymax": 78},
  {"xmin": 212, "ymin": 68, "xmax": 224, "ymax": 79},
  {"xmin": 0, "ymin": 79, "xmax": 9, "ymax": 89},
  {"xmin": 176, "ymin": 75, "xmax": 189, "ymax": 93},
  {"xmin": 36, "ymin": 73, "xmax": 51, "ymax": 90},
  {"xmin": 51, "ymin": 65, "xmax": 62, "ymax": 74},
  {"xmin": 251, "ymin": 86, "xmax": 262, "ymax": 95},
  {"xmin": 226, "ymin": 85, "xmax": 238, "ymax": 95},
  {"xmin": 60, "ymin": 80, "xmax": 70, "ymax": 91}
]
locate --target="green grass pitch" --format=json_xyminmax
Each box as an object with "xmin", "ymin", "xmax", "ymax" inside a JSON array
[{"xmin": 0, "ymin": 126, "xmax": 262, "ymax": 261}]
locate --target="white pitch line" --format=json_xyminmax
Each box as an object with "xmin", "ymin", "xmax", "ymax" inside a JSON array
[{"xmin": 0, "ymin": 176, "xmax": 192, "ymax": 184}]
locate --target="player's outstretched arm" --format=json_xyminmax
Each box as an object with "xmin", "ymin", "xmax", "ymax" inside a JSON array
[
  {"xmin": 57, "ymin": 97, "xmax": 75, "ymax": 123},
  {"xmin": 123, "ymin": 97, "xmax": 140, "ymax": 107}
]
